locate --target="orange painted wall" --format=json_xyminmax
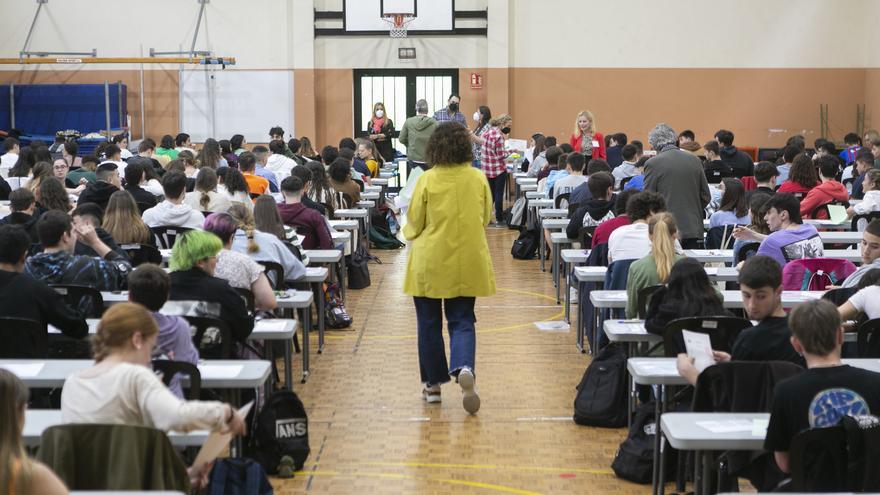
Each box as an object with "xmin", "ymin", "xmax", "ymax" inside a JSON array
[{"xmin": 866, "ymin": 69, "xmax": 880, "ymax": 133}]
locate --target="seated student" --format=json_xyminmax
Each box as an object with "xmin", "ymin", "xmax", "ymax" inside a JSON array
[
  {"xmin": 277, "ymin": 176, "xmax": 333, "ymax": 250},
  {"xmin": 142, "ymin": 171, "xmax": 205, "ymax": 230},
  {"xmin": 678, "ymin": 130, "xmax": 704, "ymax": 158},
  {"xmin": 327, "ymin": 157, "xmax": 361, "ymax": 206},
  {"xmin": 752, "ymin": 161, "xmax": 779, "ymax": 196},
  {"xmin": 566, "ymin": 171, "xmax": 616, "ymax": 239},
  {"xmin": 305, "ymin": 161, "xmax": 340, "ymax": 214},
  {"xmin": 777, "ymin": 152, "xmax": 818, "ymax": 195},
  {"xmin": 122, "ymin": 161, "xmax": 158, "ymax": 210},
  {"xmin": 839, "ymin": 219, "xmax": 880, "ymax": 288},
  {"xmin": 839, "ymin": 132, "xmax": 862, "ymax": 165},
  {"xmin": 709, "ymin": 178, "xmax": 750, "ymax": 228},
  {"xmin": 60, "ymin": 302, "xmax": 245, "ymax": 489},
  {"xmin": 290, "ymin": 165, "xmax": 326, "ymax": 216},
  {"xmin": 775, "ymin": 145, "xmax": 799, "ymax": 184},
  {"xmin": 536, "ymin": 145, "xmax": 562, "ymax": 182},
  {"xmin": 545, "ymin": 152, "xmax": 571, "ymax": 194},
  {"xmin": 217, "ymin": 166, "xmax": 254, "ymax": 213},
  {"xmin": 570, "ymin": 158, "xmax": 612, "ymax": 206},
  {"xmin": 848, "ymin": 169, "xmax": 880, "ymax": 219},
  {"xmin": 605, "ymin": 133, "xmax": 627, "ymax": 169},
  {"xmin": 612, "ymin": 144, "xmax": 640, "ymax": 188},
  {"xmin": 645, "ymin": 257, "xmax": 728, "ymax": 342},
  {"xmin": 76, "ymin": 162, "xmax": 121, "ymax": 211},
  {"xmin": 321, "ymin": 145, "xmax": 339, "ymax": 169},
  {"xmin": 733, "ymin": 193, "xmax": 823, "ymax": 267},
  {"xmin": 527, "ymin": 136, "xmax": 555, "ymax": 178},
  {"xmin": 0, "ymin": 187, "xmax": 40, "ymax": 242},
  {"xmin": 71, "ymin": 202, "xmax": 126, "ymax": 258},
  {"xmin": 202, "ymin": 213, "xmax": 277, "ymax": 312},
  {"xmin": 126, "ymin": 264, "xmax": 199, "ymax": 399},
  {"xmin": 66, "ymin": 154, "xmax": 99, "ymax": 186},
  {"xmin": 849, "ymin": 149, "xmax": 876, "ymax": 201},
  {"xmin": 625, "ymin": 212, "xmax": 683, "ymax": 318},
  {"xmin": 174, "ymin": 132, "xmax": 195, "ymax": 155},
  {"xmin": 702, "ymin": 140, "xmax": 734, "ymax": 184},
  {"xmin": 166, "ymin": 230, "xmax": 254, "ymax": 343},
  {"xmin": 339, "ymin": 147, "xmax": 371, "ymax": 187},
  {"xmin": 238, "ymin": 152, "xmax": 270, "ymax": 197},
  {"xmin": 1, "ymin": 370, "xmax": 70, "ymax": 494},
  {"xmin": 102, "ymin": 191, "xmax": 156, "ymax": 247},
  {"xmin": 732, "ymin": 192, "xmax": 772, "ymax": 263},
  {"xmin": 764, "ymin": 299, "xmax": 880, "ymax": 474},
  {"xmin": 356, "ymin": 139, "xmax": 381, "ymax": 178},
  {"xmin": 799, "ymin": 155, "xmax": 848, "ymax": 219},
  {"xmin": 608, "ymin": 191, "xmax": 667, "ymax": 263},
  {"xmin": 25, "ymin": 211, "xmax": 131, "ymax": 291},
  {"xmin": 715, "ymin": 129, "xmax": 754, "ymax": 178},
  {"xmin": 183, "ymin": 167, "xmax": 232, "ymax": 214},
  {"xmin": 623, "ymin": 156, "xmax": 650, "ymax": 191},
  {"xmin": 0, "ymin": 224, "xmax": 87, "ymax": 339},
  {"xmin": 227, "ymin": 204, "xmax": 307, "ymax": 283},
  {"xmin": 553, "ymin": 153, "xmax": 588, "ymax": 201},
  {"xmin": 592, "ymin": 188, "xmax": 637, "ymax": 248},
  {"xmin": 676, "ymin": 255, "xmax": 805, "ymax": 384},
  {"xmin": 265, "ymin": 140, "xmax": 297, "ymax": 176}
]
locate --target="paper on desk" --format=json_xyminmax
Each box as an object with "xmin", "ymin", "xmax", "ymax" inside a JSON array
[
  {"xmin": 619, "ymin": 323, "xmax": 647, "ymax": 334},
  {"xmin": 683, "ymin": 330, "xmax": 714, "ymax": 372},
  {"xmin": 193, "ymin": 401, "xmax": 254, "ymax": 468},
  {"xmin": 258, "ymin": 319, "xmax": 289, "ymax": 331},
  {"xmin": 696, "ymin": 419, "xmax": 754, "ymax": 433},
  {"xmin": 198, "ymin": 364, "xmax": 243, "ymax": 379},
  {"xmin": 828, "ymin": 204, "xmax": 848, "ymax": 225},
  {"xmin": 534, "ymin": 321, "xmax": 570, "ymax": 333},
  {"xmin": 0, "ymin": 363, "xmax": 44, "ymax": 378}
]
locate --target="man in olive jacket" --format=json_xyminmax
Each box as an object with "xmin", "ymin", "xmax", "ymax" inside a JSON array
[
  {"xmin": 643, "ymin": 123, "xmax": 711, "ymax": 248},
  {"xmin": 399, "ymin": 99, "xmax": 438, "ymax": 175}
]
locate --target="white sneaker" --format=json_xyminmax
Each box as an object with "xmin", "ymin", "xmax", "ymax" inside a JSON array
[
  {"xmin": 570, "ymin": 287, "xmax": 578, "ymax": 305},
  {"xmin": 422, "ymin": 384, "xmax": 441, "ymax": 404},
  {"xmin": 458, "ymin": 369, "xmax": 480, "ymax": 414}
]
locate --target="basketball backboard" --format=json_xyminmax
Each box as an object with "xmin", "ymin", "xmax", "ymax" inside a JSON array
[{"xmin": 343, "ymin": 0, "xmax": 453, "ymax": 33}]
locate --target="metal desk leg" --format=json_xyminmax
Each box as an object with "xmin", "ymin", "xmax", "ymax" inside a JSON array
[
  {"xmin": 283, "ymin": 336, "xmax": 293, "ymax": 391},
  {"xmin": 576, "ymin": 280, "xmax": 585, "ymax": 353},
  {"xmin": 314, "ymin": 281, "xmax": 325, "ymax": 353},
  {"xmin": 338, "ymin": 260, "xmax": 347, "ymax": 302},
  {"xmin": 593, "ymin": 308, "xmax": 602, "ymax": 355},
  {"xmin": 552, "ymin": 241, "xmax": 559, "ymax": 288},
  {"xmin": 651, "ymin": 385, "xmax": 665, "ymax": 495},
  {"xmin": 627, "ymin": 342, "xmax": 635, "ymax": 430},
  {"xmin": 299, "ymin": 307, "xmax": 310, "ymax": 384},
  {"xmin": 561, "ymin": 259, "xmax": 569, "ymax": 310}
]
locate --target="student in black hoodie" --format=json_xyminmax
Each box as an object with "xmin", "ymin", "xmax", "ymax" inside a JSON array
[
  {"xmin": 76, "ymin": 162, "xmax": 121, "ymax": 211},
  {"xmin": 702, "ymin": 140, "xmax": 734, "ymax": 184},
  {"xmin": 122, "ymin": 160, "xmax": 158, "ymax": 211},
  {"xmin": 0, "ymin": 188, "xmax": 40, "ymax": 243},
  {"xmin": 566, "ymin": 171, "xmax": 616, "ymax": 239},
  {"xmin": 715, "ymin": 129, "xmax": 754, "ymax": 178}
]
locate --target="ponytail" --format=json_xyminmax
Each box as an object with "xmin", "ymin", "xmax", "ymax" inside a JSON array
[
  {"xmin": 648, "ymin": 212, "xmax": 678, "ymax": 283},
  {"xmin": 200, "ymin": 191, "xmax": 211, "ymax": 211},
  {"xmin": 227, "ymin": 204, "xmax": 260, "ymax": 253}
]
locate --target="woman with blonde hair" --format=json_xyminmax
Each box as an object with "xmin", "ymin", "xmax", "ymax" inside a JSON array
[
  {"xmin": 0, "ymin": 369, "xmax": 69, "ymax": 495},
  {"xmin": 298, "ymin": 136, "xmax": 319, "ymax": 162},
  {"xmin": 227, "ymin": 203, "xmax": 306, "ymax": 284},
  {"xmin": 103, "ymin": 190, "xmax": 155, "ymax": 246},
  {"xmin": 183, "ymin": 167, "xmax": 231, "ymax": 214},
  {"xmin": 60, "ymin": 302, "xmax": 246, "ymax": 489},
  {"xmin": 479, "ymin": 113, "xmax": 514, "ymax": 224},
  {"xmin": 625, "ymin": 212, "xmax": 683, "ymax": 319},
  {"xmin": 569, "ymin": 110, "xmax": 606, "ymax": 160},
  {"xmin": 27, "ymin": 161, "xmax": 53, "ymax": 197}
]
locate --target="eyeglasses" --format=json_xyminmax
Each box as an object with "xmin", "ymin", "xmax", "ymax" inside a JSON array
[{"xmin": 53, "ymin": 164, "xmax": 68, "ymax": 170}]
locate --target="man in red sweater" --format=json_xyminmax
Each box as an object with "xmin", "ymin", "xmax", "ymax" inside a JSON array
[
  {"xmin": 277, "ymin": 176, "xmax": 333, "ymax": 250},
  {"xmin": 800, "ymin": 155, "xmax": 849, "ymax": 219}
]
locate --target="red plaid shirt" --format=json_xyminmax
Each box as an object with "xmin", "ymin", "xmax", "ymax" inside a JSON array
[{"xmin": 480, "ymin": 126, "xmax": 508, "ymax": 178}]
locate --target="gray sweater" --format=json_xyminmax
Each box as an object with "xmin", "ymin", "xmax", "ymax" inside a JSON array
[{"xmin": 643, "ymin": 146, "xmax": 711, "ymax": 240}]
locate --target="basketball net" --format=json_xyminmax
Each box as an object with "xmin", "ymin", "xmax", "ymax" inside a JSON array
[{"xmin": 383, "ymin": 13, "xmax": 414, "ymax": 38}]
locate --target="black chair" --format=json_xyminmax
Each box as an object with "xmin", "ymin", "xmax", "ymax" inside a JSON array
[
  {"xmin": 151, "ymin": 360, "xmax": 201, "ymax": 400},
  {"xmin": 856, "ymin": 318, "xmax": 880, "ymax": 357},
  {"xmin": 636, "ymin": 284, "xmax": 664, "ymax": 319},
  {"xmin": 135, "ymin": 202, "xmax": 152, "ymax": 215},
  {"xmin": 184, "ymin": 316, "xmax": 233, "ymax": 359},
  {"xmin": 735, "ymin": 242, "xmax": 760, "ymax": 264},
  {"xmin": 0, "ymin": 317, "xmax": 47, "ymax": 358},
  {"xmin": 789, "ymin": 426, "xmax": 849, "ymax": 492},
  {"xmin": 151, "ymin": 226, "xmax": 193, "ymax": 249},
  {"xmin": 555, "ymin": 192, "xmax": 570, "ymax": 210},
  {"xmin": 619, "ymin": 176, "xmax": 633, "ymax": 190},
  {"xmin": 258, "ymin": 261, "xmax": 285, "ymax": 290},
  {"xmin": 662, "ymin": 316, "xmax": 752, "ymax": 356},
  {"xmin": 567, "ymin": 201, "xmax": 580, "ymax": 217},
  {"xmin": 578, "ymin": 225, "xmax": 596, "ymax": 249},
  {"xmin": 852, "ymin": 211, "xmax": 880, "ymax": 232},
  {"xmin": 120, "ymin": 243, "xmax": 162, "ymax": 267},
  {"xmin": 235, "ymin": 287, "xmax": 256, "ymax": 313},
  {"xmin": 50, "ymin": 284, "xmax": 104, "ymax": 318},
  {"xmin": 705, "ymin": 225, "xmax": 737, "ymax": 250}
]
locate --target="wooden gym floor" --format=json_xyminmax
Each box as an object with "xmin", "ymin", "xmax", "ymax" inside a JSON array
[{"xmin": 272, "ymin": 226, "xmax": 650, "ymax": 494}]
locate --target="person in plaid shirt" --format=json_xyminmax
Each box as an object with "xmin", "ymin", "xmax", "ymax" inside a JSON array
[
  {"xmin": 433, "ymin": 94, "xmax": 467, "ymax": 127},
  {"xmin": 480, "ymin": 114, "xmax": 513, "ymax": 224}
]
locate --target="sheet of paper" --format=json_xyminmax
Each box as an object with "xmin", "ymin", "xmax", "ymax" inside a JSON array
[
  {"xmin": 0, "ymin": 363, "xmax": 44, "ymax": 378},
  {"xmin": 682, "ymin": 330, "xmax": 714, "ymax": 372},
  {"xmin": 257, "ymin": 319, "xmax": 289, "ymax": 331},
  {"xmin": 198, "ymin": 364, "xmax": 243, "ymax": 379},
  {"xmin": 505, "ymin": 138, "xmax": 527, "ymax": 151},
  {"xmin": 193, "ymin": 401, "xmax": 254, "ymax": 468},
  {"xmin": 696, "ymin": 419, "xmax": 754, "ymax": 433},
  {"xmin": 827, "ymin": 204, "xmax": 848, "ymax": 225},
  {"xmin": 638, "ymin": 362, "xmax": 678, "ymax": 375},
  {"xmin": 534, "ymin": 321, "xmax": 570, "ymax": 332}
]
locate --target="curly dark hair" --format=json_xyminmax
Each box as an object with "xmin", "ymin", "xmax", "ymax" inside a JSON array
[
  {"xmin": 426, "ymin": 122, "xmax": 473, "ymax": 166},
  {"xmin": 789, "ymin": 153, "xmax": 818, "ymax": 188},
  {"xmin": 626, "ymin": 191, "xmax": 666, "ymax": 221}
]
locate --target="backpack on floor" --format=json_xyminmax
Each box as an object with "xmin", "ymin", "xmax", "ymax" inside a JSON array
[
  {"xmin": 370, "ymin": 225, "xmax": 405, "ymax": 250},
  {"xmin": 573, "ymin": 343, "xmax": 628, "ymax": 427},
  {"xmin": 248, "ymin": 390, "xmax": 311, "ymax": 475},
  {"xmin": 611, "ymin": 402, "xmax": 657, "ymax": 483},
  {"xmin": 207, "ymin": 458, "xmax": 274, "ymax": 495},
  {"xmin": 346, "ymin": 246, "xmax": 372, "ymax": 290},
  {"xmin": 511, "ymin": 228, "xmax": 539, "ymax": 260},
  {"xmin": 324, "ymin": 283, "xmax": 353, "ymax": 329}
]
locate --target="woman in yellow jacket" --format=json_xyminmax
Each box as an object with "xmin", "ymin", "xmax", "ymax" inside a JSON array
[{"xmin": 403, "ymin": 122, "xmax": 496, "ymax": 414}]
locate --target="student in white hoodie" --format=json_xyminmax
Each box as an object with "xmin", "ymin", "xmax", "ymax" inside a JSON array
[
  {"xmin": 142, "ymin": 171, "xmax": 205, "ymax": 230},
  {"xmin": 264, "ymin": 140, "xmax": 297, "ymax": 175},
  {"xmin": 849, "ymin": 169, "xmax": 880, "ymax": 219}
]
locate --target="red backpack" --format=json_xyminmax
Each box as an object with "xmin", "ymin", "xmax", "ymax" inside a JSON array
[{"xmin": 782, "ymin": 258, "xmax": 858, "ymax": 291}]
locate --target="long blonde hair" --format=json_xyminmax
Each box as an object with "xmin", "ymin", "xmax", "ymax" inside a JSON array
[
  {"xmin": 0, "ymin": 370, "xmax": 32, "ymax": 495},
  {"xmin": 648, "ymin": 212, "xmax": 678, "ymax": 283},
  {"xmin": 92, "ymin": 302, "xmax": 159, "ymax": 362},
  {"xmin": 227, "ymin": 204, "xmax": 260, "ymax": 253},
  {"xmin": 573, "ymin": 110, "xmax": 597, "ymax": 137},
  {"xmin": 103, "ymin": 191, "xmax": 153, "ymax": 245}
]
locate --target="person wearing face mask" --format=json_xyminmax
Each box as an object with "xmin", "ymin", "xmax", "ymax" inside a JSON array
[
  {"xmin": 366, "ymin": 102, "xmax": 396, "ymax": 163},
  {"xmin": 569, "ymin": 110, "xmax": 606, "ymax": 160},
  {"xmin": 480, "ymin": 114, "xmax": 513, "ymax": 225},
  {"xmin": 470, "ymin": 106, "xmax": 492, "ymax": 169},
  {"xmin": 433, "ymin": 94, "xmax": 467, "ymax": 127}
]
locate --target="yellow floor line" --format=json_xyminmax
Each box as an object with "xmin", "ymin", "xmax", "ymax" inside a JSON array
[
  {"xmin": 354, "ymin": 461, "xmax": 614, "ymax": 476},
  {"xmin": 294, "ymin": 469, "xmax": 545, "ymax": 495}
]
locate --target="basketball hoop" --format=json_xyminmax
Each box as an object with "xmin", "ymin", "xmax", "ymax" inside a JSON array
[{"xmin": 383, "ymin": 13, "xmax": 414, "ymax": 38}]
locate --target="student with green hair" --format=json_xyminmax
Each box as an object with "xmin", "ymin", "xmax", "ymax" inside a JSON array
[{"xmin": 166, "ymin": 230, "xmax": 254, "ymax": 344}]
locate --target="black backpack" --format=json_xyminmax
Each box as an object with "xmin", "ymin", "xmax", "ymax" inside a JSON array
[
  {"xmin": 346, "ymin": 245, "xmax": 372, "ymax": 289},
  {"xmin": 249, "ymin": 390, "xmax": 311, "ymax": 474},
  {"xmin": 573, "ymin": 343, "xmax": 628, "ymax": 427},
  {"xmin": 511, "ymin": 228, "xmax": 539, "ymax": 260},
  {"xmin": 611, "ymin": 402, "xmax": 656, "ymax": 483},
  {"xmin": 369, "ymin": 225, "xmax": 405, "ymax": 250}
]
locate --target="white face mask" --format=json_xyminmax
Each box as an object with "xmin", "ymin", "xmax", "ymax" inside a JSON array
[
  {"xmin": 375, "ymin": 110, "xmax": 384, "ymax": 118},
  {"xmin": 473, "ymin": 112, "xmax": 481, "ymax": 122}
]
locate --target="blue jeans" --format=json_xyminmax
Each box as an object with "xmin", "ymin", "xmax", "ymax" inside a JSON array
[{"xmin": 413, "ymin": 296, "xmax": 476, "ymax": 386}]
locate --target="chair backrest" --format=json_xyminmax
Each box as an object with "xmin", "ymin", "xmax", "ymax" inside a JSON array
[
  {"xmin": 151, "ymin": 360, "xmax": 201, "ymax": 400},
  {"xmin": 781, "ymin": 257, "xmax": 858, "ymax": 291},
  {"xmin": 857, "ymin": 318, "xmax": 880, "ymax": 358},
  {"xmin": 662, "ymin": 316, "xmax": 752, "ymax": 356},
  {"xmin": 852, "ymin": 211, "xmax": 880, "ymax": 232},
  {"xmin": 235, "ymin": 287, "xmax": 256, "ymax": 313},
  {"xmin": 50, "ymin": 284, "xmax": 104, "ymax": 318},
  {"xmin": 150, "ymin": 226, "xmax": 193, "ymax": 249},
  {"xmin": 555, "ymin": 192, "xmax": 570, "ymax": 210},
  {"xmin": 135, "ymin": 202, "xmax": 152, "ymax": 215},
  {"xmin": 567, "ymin": 201, "xmax": 580, "ymax": 217},
  {"xmin": 0, "ymin": 317, "xmax": 47, "ymax": 358},
  {"xmin": 283, "ymin": 240, "xmax": 304, "ymax": 262},
  {"xmin": 619, "ymin": 176, "xmax": 633, "ymax": 190},
  {"xmin": 692, "ymin": 360, "xmax": 804, "ymax": 413},
  {"xmin": 789, "ymin": 425, "xmax": 849, "ymax": 492},
  {"xmin": 578, "ymin": 225, "xmax": 596, "ymax": 249},
  {"xmin": 604, "ymin": 259, "xmax": 635, "ymax": 291},
  {"xmin": 37, "ymin": 423, "xmax": 190, "ymax": 492},
  {"xmin": 735, "ymin": 242, "xmax": 760, "ymax": 264},
  {"xmin": 119, "ymin": 243, "xmax": 162, "ymax": 267},
  {"xmin": 636, "ymin": 284, "xmax": 664, "ymax": 319},
  {"xmin": 184, "ymin": 315, "xmax": 233, "ymax": 359},
  {"xmin": 705, "ymin": 225, "xmax": 736, "ymax": 250},
  {"xmin": 258, "ymin": 260, "xmax": 285, "ymax": 290}
]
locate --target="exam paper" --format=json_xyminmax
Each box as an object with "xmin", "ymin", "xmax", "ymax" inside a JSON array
[
  {"xmin": 198, "ymin": 365, "xmax": 243, "ymax": 379},
  {"xmin": 0, "ymin": 363, "xmax": 44, "ymax": 378},
  {"xmin": 827, "ymin": 204, "xmax": 848, "ymax": 225},
  {"xmin": 534, "ymin": 321, "xmax": 570, "ymax": 333},
  {"xmin": 257, "ymin": 320, "xmax": 289, "ymax": 331},
  {"xmin": 193, "ymin": 401, "xmax": 254, "ymax": 468},
  {"xmin": 682, "ymin": 330, "xmax": 714, "ymax": 372}
]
